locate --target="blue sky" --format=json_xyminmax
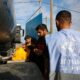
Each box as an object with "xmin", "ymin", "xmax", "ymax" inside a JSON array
[{"xmin": 13, "ymin": 0, "xmax": 80, "ymax": 42}]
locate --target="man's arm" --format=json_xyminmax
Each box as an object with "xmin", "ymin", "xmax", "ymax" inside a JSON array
[{"xmin": 45, "ymin": 34, "xmax": 61, "ymax": 80}]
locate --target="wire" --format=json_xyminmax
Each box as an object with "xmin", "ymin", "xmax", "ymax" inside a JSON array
[
  {"xmin": 14, "ymin": 1, "xmax": 80, "ymax": 14},
  {"xmin": 14, "ymin": 0, "xmax": 80, "ymax": 23},
  {"xmin": 16, "ymin": 19, "xmax": 25, "ymax": 20},
  {"xmin": 26, "ymin": 7, "xmax": 41, "ymax": 22},
  {"xmin": 42, "ymin": 2, "xmax": 80, "ymax": 14},
  {"xmin": 54, "ymin": 4, "xmax": 80, "ymax": 13},
  {"xmin": 14, "ymin": 1, "xmax": 38, "ymax": 4}
]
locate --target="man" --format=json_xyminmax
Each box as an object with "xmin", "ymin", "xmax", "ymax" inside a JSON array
[
  {"xmin": 25, "ymin": 35, "xmax": 32, "ymax": 46},
  {"xmin": 34, "ymin": 24, "xmax": 49, "ymax": 80},
  {"xmin": 24, "ymin": 35, "xmax": 37, "ymax": 62},
  {"xmin": 46, "ymin": 10, "xmax": 80, "ymax": 80},
  {"xmin": 35, "ymin": 24, "xmax": 48, "ymax": 54}
]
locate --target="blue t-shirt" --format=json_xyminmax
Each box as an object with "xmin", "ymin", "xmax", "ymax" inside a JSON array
[{"xmin": 46, "ymin": 29, "xmax": 80, "ymax": 76}]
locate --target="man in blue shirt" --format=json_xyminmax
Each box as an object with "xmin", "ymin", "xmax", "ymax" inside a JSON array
[{"xmin": 46, "ymin": 10, "xmax": 80, "ymax": 80}]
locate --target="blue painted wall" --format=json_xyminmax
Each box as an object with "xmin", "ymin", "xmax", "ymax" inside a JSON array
[{"xmin": 26, "ymin": 13, "xmax": 42, "ymax": 39}]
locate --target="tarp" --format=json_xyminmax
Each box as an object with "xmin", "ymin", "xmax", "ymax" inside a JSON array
[
  {"xmin": 0, "ymin": 62, "xmax": 43, "ymax": 80},
  {"xmin": 26, "ymin": 13, "xmax": 42, "ymax": 39}
]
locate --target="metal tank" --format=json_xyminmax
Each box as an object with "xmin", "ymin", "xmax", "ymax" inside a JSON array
[
  {"xmin": 0, "ymin": 0, "xmax": 16, "ymax": 56},
  {"xmin": 0, "ymin": 0, "xmax": 15, "ymax": 43}
]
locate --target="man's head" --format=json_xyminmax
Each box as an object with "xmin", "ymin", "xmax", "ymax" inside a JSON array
[
  {"xmin": 24, "ymin": 35, "xmax": 32, "ymax": 46},
  {"xmin": 56, "ymin": 10, "xmax": 72, "ymax": 31},
  {"xmin": 36, "ymin": 24, "xmax": 48, "ymax": 37}
]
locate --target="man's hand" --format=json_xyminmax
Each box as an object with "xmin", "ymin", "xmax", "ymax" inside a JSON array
[{"xmin": 34, "ymin": 48, "xmax": 43, "ymax": 55}]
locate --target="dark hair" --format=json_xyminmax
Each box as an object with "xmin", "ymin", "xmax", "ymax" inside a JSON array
[
  {"xmin": 36, "ymin": 24, "xmax": 48, "ymax": 31},
  {"xmin": 56, "ymin": 10, "xmax": 71, "ymax": 23},
  {"xmin": 24, "ymin": 35, "xmax": 31, "ymax": 40},
  {"xmin": 24, "ymin": 35, "xmax": 37, "ymax": 44}
]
